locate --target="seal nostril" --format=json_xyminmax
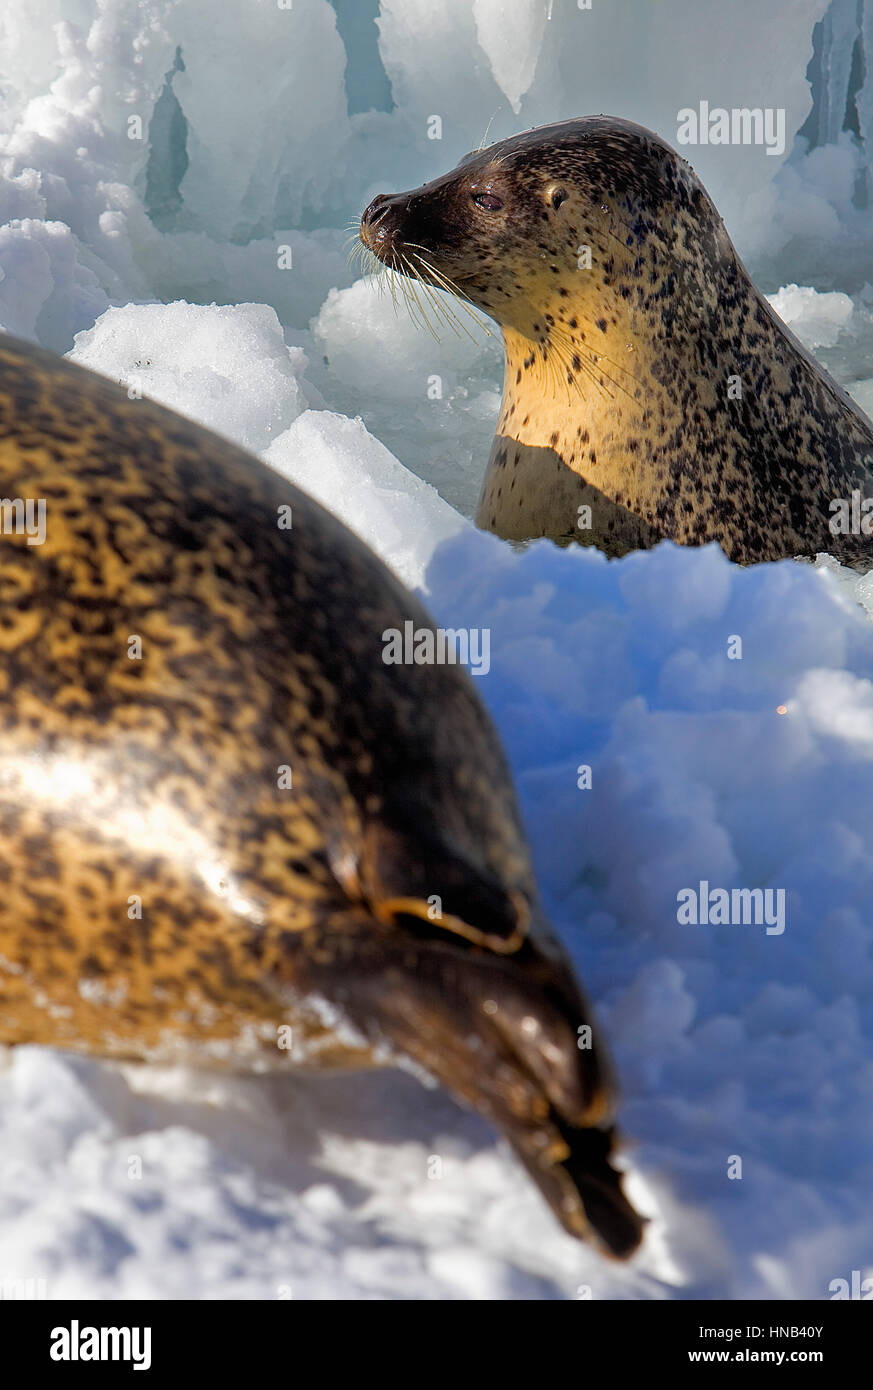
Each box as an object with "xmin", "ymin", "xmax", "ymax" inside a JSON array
[{"xmin": 362, "ymin": 193, "xmax": 390, "ymax": 227}]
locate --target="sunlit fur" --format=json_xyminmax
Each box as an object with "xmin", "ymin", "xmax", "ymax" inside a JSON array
[{"xmin": 359, "ymin": 116, "xmax": 873, "ymax": 565}]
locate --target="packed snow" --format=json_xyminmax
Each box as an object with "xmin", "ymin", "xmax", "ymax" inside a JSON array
[
  {"xmin": 1, "ymin": 0, "xmax": 872, "ymax": 1301},
  {"xmin": 69, "ymin": 301, "xmax": 310, "ymax": 453}
]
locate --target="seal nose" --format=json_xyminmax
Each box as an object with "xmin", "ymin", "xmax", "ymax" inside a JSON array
[
  {"xmin": 361, "ymin": 193, "xmax": 391, "ymax": 229},
  {"xmin": 359, "ymin": 193, "xmax": 397, "ymax": 258}
]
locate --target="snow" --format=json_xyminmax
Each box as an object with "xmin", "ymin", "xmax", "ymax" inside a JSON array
[
  {"xmin": 69, "ymin": 301, "xmax": 310, "ymax": 453},
  {"xmin": 264, "ymin": 410, "xmax": 467, "ymax": 591},
  {"xmin": 0, "ymin": 0, "xmax": 872, "ymax": 1302},
  {"xmin": 766, "ymin": 283, "xmax": 855, "ymax": 348}
]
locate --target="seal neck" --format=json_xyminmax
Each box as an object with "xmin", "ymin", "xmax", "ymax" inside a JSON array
[{"xmin": 496, "ymin": 323, "xmax": 659, "ymax": 507}]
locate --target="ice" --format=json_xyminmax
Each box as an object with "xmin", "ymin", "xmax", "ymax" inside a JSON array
[
  {"xmin": 0, "ymin": 0, "xmax": 859, "ymax": 357},
  {"xmin": 311, "ymin": 277, "xmax": 503, "ymax": 516},
  {"xmin": 264, "ymin": 409, "xmax": 468, "ymax": 591},
  {"xmin": 801, "ymin": 0, "xmax": 860, "ymax": 148},
  {"xmin": 846, "ymin": 376, "xmax": 873, "ymax": 419},
  {"xmin": 314, "ymin": 278, "xmax": 486, "ymax": 400},
  {"xmin": 471, "ymin": 0, "xmax": 549, "ymax": 113},
  {"xmin": 0, "ymin": 218, "xmax": 108, "ymax": 348},
  {"xmin": 68, "ymin": 301, "xmax": 310, "ymax": 453},
  {"xmin": 766, "ymin": 282, "xmax": 855, "ymax": 346},
  {"xmin": 141, "ymin": 229, "xmax": 354, "ymax": 333},
  {"xmin": 63, "ymin": 295, "xmax": 467, "ymax": 590},
  {"xmin": 165, "ymin": 0, "xmax": 350, "ymax": 241}
]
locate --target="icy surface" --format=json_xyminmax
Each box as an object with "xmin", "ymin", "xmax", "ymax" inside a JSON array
[
  {"xmin": 69, "ymin": 302, "xmax": 310, "ymax": 453},
  {"xmin": 766, "ymin": 282, "xmax": 855, "ymax": 348},
  {"xmin": 0, "ymin": 0, "xmax": 872, "ymax": 1302},
  {"xmin": 264, "ymin": 410, "xmax": 467, "ymax": 591},
  {"xmin": 471, "ymin": 0, "xmax": 549, "ymax": 113}
]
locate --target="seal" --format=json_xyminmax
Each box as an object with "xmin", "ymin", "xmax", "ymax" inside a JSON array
[
  {"xmin": 0, "ymin": 332, "xmax": 642, "ymax": 1257},
  {"xmin": 360, "ymin": 116, "xmax": 873, "ymax": 565}
]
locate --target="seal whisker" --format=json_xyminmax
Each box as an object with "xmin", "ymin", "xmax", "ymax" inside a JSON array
[
  {"xmin": 413, "ymin": 276, "xmax": 462, "ymax": 339},
  {"xmin": 540, "ymin": 340, "xmax": 574, "ymax": 407},
  {"xmin": 349, "ymin": 238, "xmax": 385, "ymax": 285},
  {"xmin": 399, "ymin": 250, "xmax": 462, "ymax": 343},
  {"xmin": 549, "ymin": 323, "xmax": 639, "ymax": 405},
  {"xmin": 385, "ymin": 259, "xmax": 402, "ymax": 310},
  {"xmin": 405, "ymin": 249, "xmax": 493, "ymax": 339},
  {"xmin": 548, "ymin": 319, "xmax": 633, "ymax": 399},
  {"xmin": 476, "ymin": 111, "xmax": 499, "ymax": 152},
  {"xmin": 346, "ymin": 238, "xmax": 372, "ymax": 274},
  {"xmin": 405, "ymin": 258, "xmax": 476, "ymax": 345},
  {"xmin": 547, "ymin": 326, "xmax": 614, "ymax": 404},
  {"xmin": 396, "ymin": 251, "xmax": 443, "ymax": 341},
  {"xmin": 398, "ymin": 253, "xmax": 455, "ymax": 335},
  {"xmin": 578, "ymin": 342, "xmax": 644, "ymax": 389},
  {"xmin": 407, "ymin": 260, "xmax": 485, "ymax": 343}
]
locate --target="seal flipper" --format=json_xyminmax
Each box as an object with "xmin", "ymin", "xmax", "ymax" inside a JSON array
[
  {"xmin": 343, "ymin": 923, "xmax": 643, "ymax": 1255},
  {"xmin": 327, "ymin": 819, "xmax": 643, "ymax": 1254},
  {"xmin": 517, "ymin": 1117, "xmax": 645, "ymax": 1259}
]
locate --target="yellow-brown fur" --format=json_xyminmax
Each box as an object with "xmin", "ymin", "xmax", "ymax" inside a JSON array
[
  {"xmin": 362, "ymin": 116, "xmax": 873, "ymax": 565},
  {"xmin": 0, "ymin": 333, "xmax": 641, "ymax": 1255}
]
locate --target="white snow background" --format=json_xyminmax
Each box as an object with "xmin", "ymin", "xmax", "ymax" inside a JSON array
[{"xmin": 0, "ymin": 0, "xmax": 872, "ymax": 1300}]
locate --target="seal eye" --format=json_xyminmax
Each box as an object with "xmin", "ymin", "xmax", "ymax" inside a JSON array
[
  {"xmin": 472, "ymin": 192, "xmax": 504, "ymax": 212},
  {"xmin": 550, "ymin": 187, "xmax": 568, "ymax": 210}
]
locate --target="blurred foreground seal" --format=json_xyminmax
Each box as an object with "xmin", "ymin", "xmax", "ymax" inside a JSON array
[
  {"xmin": 0, "ymin": 333, "xmax": 642, "ymax": 1257},
  {"xmin": 361, "ymin": 115, "xmax": 873, "ymax": 566}
]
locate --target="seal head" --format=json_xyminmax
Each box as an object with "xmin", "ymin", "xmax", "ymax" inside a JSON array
[{"xmin": 362, "ymin": 116, "xmax": 873, "ymax": 565}]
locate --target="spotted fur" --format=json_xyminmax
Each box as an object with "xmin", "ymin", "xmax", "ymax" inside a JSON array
[
  {"xmin": 362, "ymin": 116, "xmax": 873, "ymax": 565},
  {"xmin": 0, "ymin": 334, "xmax": 641, "ymax": 1255}
]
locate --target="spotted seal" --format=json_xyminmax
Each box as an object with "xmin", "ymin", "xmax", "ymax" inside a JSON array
[
  {"xmin": 0, "ymin": 332, "xmax": 642, "ymax": 1257},
  {"xmin": 360, "ymin": 115, "xmax": 873, "ymax": 566}
]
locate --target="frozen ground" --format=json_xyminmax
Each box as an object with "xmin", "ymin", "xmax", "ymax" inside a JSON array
[{"xmin": 1, "ymin": 0, "xmax": 873, "ymax": 1300}]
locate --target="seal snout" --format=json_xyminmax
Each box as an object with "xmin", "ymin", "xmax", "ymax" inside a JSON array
[
  {"xmin": 360, "ymin": 193, "xmax": 398, "ymax": 260},
  {"xmin": 449, "ymin": 953, "xmax": 643, "ymax": 1257},
  {"xmin": 361, "ymin": 192, "xmax": 390, "ymax": 227},
  {"xmin": 323, "ymin": 912, "xmax": 642, "ymax": 1255}
]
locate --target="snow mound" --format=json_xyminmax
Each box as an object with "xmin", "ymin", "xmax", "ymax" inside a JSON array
[
  {"xmin": 264, "ymin": 409, "xmax": 467, "ymax": 591},
  {"xmin": 766, "ymin": 283, "xmax": 855, "ymax": 348},
  {"xmin": 68, "ymin": 302, "xmax": 310, "ymax": 453},
  {"xmin": 313, "ymin": 278, "xmax": 488, "ymax": 400}
]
